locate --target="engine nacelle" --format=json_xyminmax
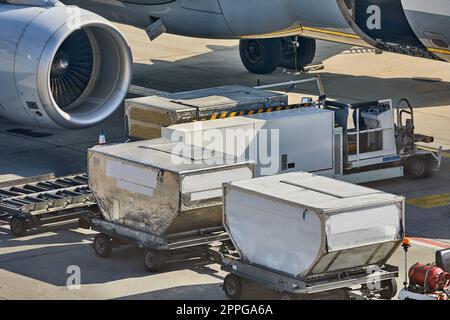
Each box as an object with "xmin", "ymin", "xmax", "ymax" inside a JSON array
[
  {"xmin": 0, "ymin": 1, "xmax": 132, "ymax": 129},
  {"xmin": 336, "ymin": 0, "xmax": 449, "ymax": 61}
]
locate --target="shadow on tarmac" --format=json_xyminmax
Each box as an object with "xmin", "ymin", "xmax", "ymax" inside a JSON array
[{"xmin": 0, "ymin": 223, "xmax": 225, "ymax": 287}]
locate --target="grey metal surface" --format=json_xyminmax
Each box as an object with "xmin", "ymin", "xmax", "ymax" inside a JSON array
[
  {"xmin": 163, "ymin": 107, "xmax": 335, "ymax": 177},
  {"xmin": 223, "ymin": 256, "xmax": 399, "ymax": 295},
  {"xmin": 0, "ymin": 27, "xmax": 449, "ymax": 300},
  {"xmin": 0, "ymin": 174, "xmax": 94, "ymax": 218},
  {"xmin": 402, "ymin": 0, "xmax": 450, "ymax": 62},
  {"xmin": 66, "ymin": 0, "xmax": 450, "ymax": 58},
  {"xmin": 1, "ymin": 0, "xmax": 447, "ymax": 131},
  {"xmin": 125, "ymin": 85, "xmax": 288, "ymax": 139},
  {"xmin": 226, "ymin": 172, "xmax": 403, "ymax": 213},
  {"xmin": 0, "ymin": 1, "xmax": 132, "ymax": 129},
  {"xmin": 92, "ymin": 218, "xmax": 229, "ymax": 250},
  {"xmin": 171, "ymin": 85, "xmax": 288, "ymax": 117},
  {"xmin": 88, "ymin": 139, "xmax": 254, "ymax": 236},
  {"xmin": 0, "ymin": 0, "xmax": 447, "ymax": 135},
  {"xmin": 61, "ymin": 0, "xmax": 366, "ymax": 45},
  {"xmin": 224, "ymin": 172, "xmax": 405, "ymax": 278}
]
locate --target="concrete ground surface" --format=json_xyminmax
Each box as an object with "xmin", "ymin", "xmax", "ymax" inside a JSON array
[{"xmin": 0, "ymin": 24, "xmax": 449, "ymax": 300}]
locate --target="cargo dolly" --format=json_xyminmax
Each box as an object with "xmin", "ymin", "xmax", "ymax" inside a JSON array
[
  {"xmin": 221, "ymin": 256, "xmax": 399, "ymax": 300},
  {"xmin": 220, "ymin": 172, "xmax": 405, "ymax": 300},
  {"xmin": 0, "ymin": 173, "xmax": 96, "ymax": 237},
  {"xmin": 84, "ymin": 217, "xmax": 231, "ymax": 272}
]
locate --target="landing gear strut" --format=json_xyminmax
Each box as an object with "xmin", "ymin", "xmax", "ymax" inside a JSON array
[
  {"xmin": 280, "ymin": 36, "xmax": 316, "ymax": 70},
  {"xmin": 239, "ymin": 37, "xmax": 316, "ymax": 74}
]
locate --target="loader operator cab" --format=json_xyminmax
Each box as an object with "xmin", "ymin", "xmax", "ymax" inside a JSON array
[
  {"xmin": 323, "ymin": 99, "xmax": 398, "ymax": 169},
  {"xmin": 320, "ymin": 98, "xmax": 441, "ymax": 180}
]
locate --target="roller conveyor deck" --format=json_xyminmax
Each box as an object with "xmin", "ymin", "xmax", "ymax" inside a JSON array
[{"xmin": 0, "ymin": 173, "xmax": 96, "ymax": 237}]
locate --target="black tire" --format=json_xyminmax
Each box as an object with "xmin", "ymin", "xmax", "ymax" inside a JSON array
[
  {"xmin": 405, "ymin": 156, "xmax": 431, "ymax": 180},
  {"xmin": 78, "ymin": 216, "xmax": 91, "ymax": 229},
  {"xmin": 223, "ymin": 274, "xmax": 242, "ymax": 300},
  {"xmin": 144, "ymin": 249, "xmax": 167, "ymax": 272},
  {"xmin": 280, "ymin": 37, "xmax": 316, "ymax": 70},
  {"xmin": 94, "ymin": 233, "xmax": 112, "ymax": 258},
  {"xmin": 379, "ymin": 278, "xmax": 398, "ymax": 300},
  {"xmin": 10, "ymin": 216, "xmax": 28, "ymax": 237},
  {"xmin": 239, "ymin": 39, "xmax": 282, "ymax": 74}
]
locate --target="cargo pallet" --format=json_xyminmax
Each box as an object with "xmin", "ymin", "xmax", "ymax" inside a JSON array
[
  {"xmin": 86, "ymin": 217, "xmax": 231, "ymax": 272},
  {"xmin": 0, "ymin": 173, "xmax": 96, "ymax": 237},
  {"xmin": 221, "ymin": 256, "xmax": 399, "ymax": 300}
]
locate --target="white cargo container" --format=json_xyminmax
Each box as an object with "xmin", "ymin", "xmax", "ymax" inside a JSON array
[
  {"xmin": 223, "ymin": 172, "xmax": 404, "ymax": 278},
  {"xmin": 88, "ymin": 139, "xmax": 254, "ymax": 236},
  {"xmin": 162, "ymin": 108, "xmax": 334, "ymax": 177}
]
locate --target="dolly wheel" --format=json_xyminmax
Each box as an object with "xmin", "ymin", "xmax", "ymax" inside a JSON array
[
  {"xmin": 78, "ymin": 216, "xmax": 91, "ymax": 229},
  {"xmin": 10, "ymin": 216, "xmax": 28, "ymax": 237},
  {"xmin": 223, "ymin": 274, "xmax": 242, "ymax": 300},
  {"xmin": 94, "ymin": 234, "xmax": 112, "ymax": 258},
  {"xmin": 379, "ymin": 278, "xmax": 398, "ymax": 300},
  {"xmin": 144, "ymin": 249, "xmax": 167, "ymax": 272}
]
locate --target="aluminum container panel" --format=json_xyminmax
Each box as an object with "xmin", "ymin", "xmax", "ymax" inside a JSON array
[
  {"xmin": 224, "ymin": 172, "xmax": 404, "ymax": 278},
  {"xmin": 89, "ymin": 139, "xmax": 254, "ymax": 236}
]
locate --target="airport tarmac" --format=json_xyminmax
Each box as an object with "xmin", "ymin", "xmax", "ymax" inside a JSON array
[{"xmin": 0, "ymin": 24, "xmax": 449, "ymax": 300}]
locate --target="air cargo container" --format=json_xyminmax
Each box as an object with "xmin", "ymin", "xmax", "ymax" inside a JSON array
[
  {"xmin": 221, "ymin": 172, "xmax": 404, "ymax": 300},
  {"xmin": 162, "ymin": 107, "xmax": 334, "ymax": 177},
  {"xmin": 125, "ymin": 85, "xmax": 288, "ymax": 140}
]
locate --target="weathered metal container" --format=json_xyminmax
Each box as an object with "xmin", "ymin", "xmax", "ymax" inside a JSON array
[
  {"xmin": 88, "ymin": 139, "xmax": 254, "ymax": 236},
  {"xmin": 224, "ymin": 172, "xmax": 405, "ymax": 278},
  {"xmin": 125, "ymin": 85, "xmax": 288, "ymax": 140}
]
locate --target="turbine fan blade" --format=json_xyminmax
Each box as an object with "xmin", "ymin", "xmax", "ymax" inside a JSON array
[{"xmin": 50, "ymin": 29, "xmax": 94, "ymax": 109}]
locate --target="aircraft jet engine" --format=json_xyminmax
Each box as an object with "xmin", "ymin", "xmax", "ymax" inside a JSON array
[{"xmin": 0, "ymin": 0, "xmax": 132, "ymax": 129}]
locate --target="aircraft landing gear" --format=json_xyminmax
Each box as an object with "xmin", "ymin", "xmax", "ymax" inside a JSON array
[
  {"xmin": 239, "ymin": 37, "xmax": 316, "ymax": 74},
  {"xmin": 239, "ymin": 38, "xmax": 282, "ymax": 74},
  {"xmin": 280, "ymin": 36, "xmax": 316, "ymax": 70}
]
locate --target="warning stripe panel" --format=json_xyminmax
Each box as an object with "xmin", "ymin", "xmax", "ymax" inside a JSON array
[{"xmin": 199, "ymin": 103, "xmax": 311, "ymax": 121}]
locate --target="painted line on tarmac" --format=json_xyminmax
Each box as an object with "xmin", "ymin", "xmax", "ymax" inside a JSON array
[
  {"xmin": 407, "ymin": 193, "xmax": 450, "ymax": 209},
  {"xmin": 407, "ymin": 192, "xmax": 450, "ymax": 208},
  {"xmin": 409, "ymin": 236, "xmax": 450, "ymax": 250}
]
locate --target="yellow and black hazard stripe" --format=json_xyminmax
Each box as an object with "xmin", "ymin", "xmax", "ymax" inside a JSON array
[{"xmin": 199, "ymin": 103, "xmax": 310, "ymax": 121}]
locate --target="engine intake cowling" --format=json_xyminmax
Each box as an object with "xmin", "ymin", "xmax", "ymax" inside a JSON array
[{"xmin": 0, "ymin": 2, "xmax": 132, "ymax": 129}]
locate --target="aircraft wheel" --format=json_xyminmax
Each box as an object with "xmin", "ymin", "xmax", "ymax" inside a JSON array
[
  {"xmin": 239, "ymin": 39, "xmax": 281, "ymax": 74},
  {"xmin": 280, "ymin": 37, "xmax": 316, "ymax": 70}
]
